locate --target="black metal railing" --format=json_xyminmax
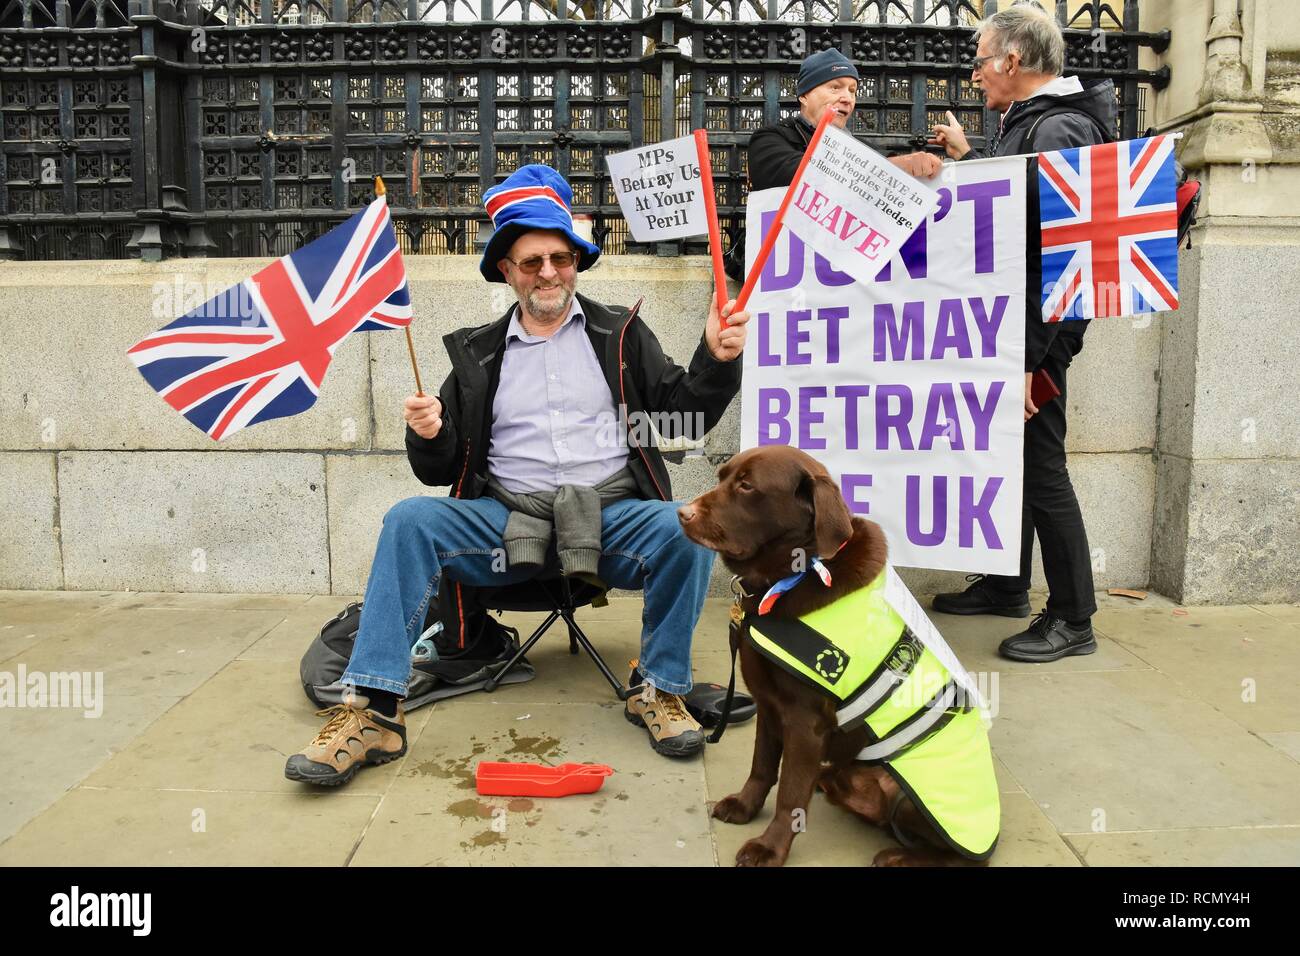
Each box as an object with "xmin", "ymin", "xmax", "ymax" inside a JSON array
[{"xmin": 0, "ymin": 0, "xmax": 1169, "ymax": 260}]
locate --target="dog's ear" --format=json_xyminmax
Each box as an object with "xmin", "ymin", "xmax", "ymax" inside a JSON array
[{"xmin": 801, "ymin": 471, "xmax": 853, "ymax": 558}]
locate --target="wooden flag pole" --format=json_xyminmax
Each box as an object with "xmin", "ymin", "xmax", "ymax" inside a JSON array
[
  {"xmin": 405, "ymin": 323, "xmax": 425, "ymax": 398},
  {"xmin": 376, "ymin": 175, "xmax": 426, "ymax": 397},
  {"xmin": 732, "ymin": 106, "xmax": 836, "ymax": 314},
  {"xmin": 693, "ymin": 129, "xmax": 729, "ymax": 318}
]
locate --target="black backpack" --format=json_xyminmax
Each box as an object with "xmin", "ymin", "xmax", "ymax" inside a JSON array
[{"xmin": 299, "ymin": 582, "xmax": 533, "ymax": 711}]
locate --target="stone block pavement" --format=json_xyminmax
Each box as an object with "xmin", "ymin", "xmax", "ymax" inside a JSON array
[{"xmin": 1, "ymin": 588, "xmax": 1297, "ymax": 866}]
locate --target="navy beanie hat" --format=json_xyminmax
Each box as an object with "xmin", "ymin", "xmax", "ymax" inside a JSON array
[{"xmin": 796, "ymin": 48, "xmax": 860, "ymax": 96}]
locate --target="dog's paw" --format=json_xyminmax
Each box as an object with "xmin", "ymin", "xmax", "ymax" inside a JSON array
[
  {"xmin": 711, "ymin": 794, "xmax": 758, "ymax": 825},
  {"xmin": 873, "ymin": 847, "xmax": 925, "ymax": 867},
  {"xmin": 735, "ymin": 838, "xmax": 785, "ymax": 867}
]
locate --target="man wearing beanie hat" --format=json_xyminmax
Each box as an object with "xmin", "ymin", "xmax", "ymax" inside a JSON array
[
  {"xmin": 724, "ymin": 48, "xmax": 943, "ymax": 278},
  {"xmin": 286, "ymin": 165, "xmax": 752, "ymax": 785},
  {"xmin": 748, "ymin": 48, "xmax": 942, "ymax": 193}
]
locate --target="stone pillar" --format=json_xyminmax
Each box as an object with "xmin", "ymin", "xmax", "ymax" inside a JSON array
[{"xmin": 1148, "ymin": 0, "xmax": 1300, "ymax": 603}]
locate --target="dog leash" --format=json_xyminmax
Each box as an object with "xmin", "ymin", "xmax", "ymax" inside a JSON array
[
  {"xmin": 707, "ymin": 575, "xmax": 750, "ymax": 745},
  {"xmin": 707, "ymin": 559, "xmax": 839, "ymax": 744}
]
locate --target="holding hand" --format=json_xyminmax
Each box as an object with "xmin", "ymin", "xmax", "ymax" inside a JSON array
[
  {"xmin": 404, "ymin": 394, "xmax": 443, "ymax": 439},
  {"xmin": 1023, "ymin": 372, "xmax": 1038, "ymax": 422},
  {"xmin": 930, "ymin": 110, "xmax": 971, "ymax": 161},
  {"xmin": 706, "ymin": 297, "xmax": 752, "ymax": 362},
  {"xmin": 888, "ymin": 151, "xmax": 943, "ymax": 179}
]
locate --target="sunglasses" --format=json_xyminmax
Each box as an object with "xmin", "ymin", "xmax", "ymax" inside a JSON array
[{"xmin": 504, "ymin": 250, "xmax": 578, "ymax": 274}]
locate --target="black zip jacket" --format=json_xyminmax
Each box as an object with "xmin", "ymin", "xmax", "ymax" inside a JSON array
[
  {"xmin": 748, "ymin": 115, "xmax": 816, "ymax": 192},
  {"xmin": 961, "ymin": 78, "xmax": 1118, "ymax": 372},
  {"xmin": 404, "ymin": 292, "xmax": 742, "ymax": 502}
]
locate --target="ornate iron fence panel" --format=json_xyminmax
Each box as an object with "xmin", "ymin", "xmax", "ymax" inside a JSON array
[{"xmin": 0, "ymin": 0, "xmax": 1169, "ymax": 260}]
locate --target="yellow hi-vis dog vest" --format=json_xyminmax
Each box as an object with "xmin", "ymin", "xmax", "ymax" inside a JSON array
[{"xmin": 746, "ymin": 569, "xmax": 1000, "ymax": 860}]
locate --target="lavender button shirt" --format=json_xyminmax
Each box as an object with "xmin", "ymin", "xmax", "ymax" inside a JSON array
[{"xmin": 487, "ymin": 298, "xmax": 628, "ymax": 494}]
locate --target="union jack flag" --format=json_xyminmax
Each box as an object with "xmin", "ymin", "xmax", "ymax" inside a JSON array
[
  {"xmin": 1038, "ymin": 134, "xmax": 1179, "ymax": 322},
  {"xmin": 128, "ymin": 197, "xmax": 411, "ymax": 440}
]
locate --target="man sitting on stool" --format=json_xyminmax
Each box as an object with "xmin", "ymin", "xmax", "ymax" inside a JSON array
[{"xmin": 285, "ymin": 165, "xmax": 751, "ymax": 786}]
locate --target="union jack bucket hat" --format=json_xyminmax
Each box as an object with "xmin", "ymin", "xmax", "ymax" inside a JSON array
[{"xmin": 479, "ymin": 164, "xmax": 601, "ymax": 283}]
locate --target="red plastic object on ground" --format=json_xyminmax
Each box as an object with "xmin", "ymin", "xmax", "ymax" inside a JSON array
[{"xmin": 475, "ymin": 761, "xmax": 614, "ymax": 798}]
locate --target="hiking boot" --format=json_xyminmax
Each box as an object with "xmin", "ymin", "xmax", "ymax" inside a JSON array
[
  {"xmin": 624, "ymin": 663, "xmax": 704, "ymax": 758},
  {"xmin": 932, "ymin": 574, "xmax": 1031, "ymax": 618},
  {"xmin": 284, "ymin": 702, "xmax": 407, "ymax": 787},
  {"xmin": 998, "ymin": 611, "xmax": 1096, "ymax": 663}
]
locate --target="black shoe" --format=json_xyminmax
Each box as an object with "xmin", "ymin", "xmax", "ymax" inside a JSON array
[
  {"xmin": 998, "ymin": 611, "xmax": 1097, "ymax": 663},
  {"xmin": 932, "ymin": 574, "xmax": 1031, "ymax": 618}
]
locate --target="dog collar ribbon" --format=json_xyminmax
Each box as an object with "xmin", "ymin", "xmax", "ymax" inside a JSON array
[{"xmin": 757, "ymin": 557, "xmax": 833, "ymax": 615}]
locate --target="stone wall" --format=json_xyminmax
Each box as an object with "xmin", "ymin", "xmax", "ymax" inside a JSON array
[
  {"xmin": 0, "ymin": 254, "xmax": 1165, "ymax": 598},
  {"xmin": 1140, "ymin": 0, "xmax": 1300, "ymax": 603},
  {"xmin": 7, "ymin": 0, "xmax": 1299, "ymax": 603}
]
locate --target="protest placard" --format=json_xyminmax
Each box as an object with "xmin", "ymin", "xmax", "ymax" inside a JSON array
[
  {"xmin": 782, "ymin": 123, "xmax": 941, "ymax": 287},
  {"xmin": 605, "ymin": 135, "xmax": 707, "ymax": 242},
  {"xmin": 740, "ymin": 157, "xmax": 1028, "ymax": 574}
]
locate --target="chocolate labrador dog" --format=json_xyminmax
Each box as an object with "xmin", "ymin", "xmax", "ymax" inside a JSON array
[{"xmin": 679, "ymin": 445, "xmax": 994, "ymax": 867}]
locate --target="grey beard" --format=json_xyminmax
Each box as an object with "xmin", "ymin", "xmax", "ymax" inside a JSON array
[{"xmin": 526, "ymin": 285, "xmax": 573, "ymax": 320}]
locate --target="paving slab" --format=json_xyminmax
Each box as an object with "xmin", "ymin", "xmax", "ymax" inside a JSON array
[
  {"xmin": 0, "ymin": 693, "xmax": 179, "ymax": 844},
  {"xmin": 0, "ymin": 590, "xmax": 126, "ymax": 664},
  {"xmin": 1066, "ymin": 826, "xmax": 1300, "ymax": 867},
  {"xmin": 111, "ymin": 592, "xmax": 315, "ymax": 612},
  {"xmin": 4, "ymin": 588, "xmax": 1299, "ymax": 867},
  {"xmin": 991, "ymin": 669, "xmax": 1300, "ymax": 834},
  {"xmin": 351, "ymin": 776, "xmax": 713, "ymax": 866},
  {"xmin": 1251, "ymin": 604, "xmax": 1300, "ymax": 626},
  {"xmin": 12, "ymin": 605, "xmax": 285, "ymax": 698},
  {"xmin": 1259, "ymin": 732, "xmax": 1300, "ymax": 765},
  {"xmin": 388, "ymin": 699, "xmax": 693, "ymax": 796},
  {"xmin": 353, "ymin": 698, "xmax": 712, "ymax": 865},
  {"xmin": 1094, "ymin": 605, "xmax": 1300, "ymax": 735},
  {"xmin": 81, "ymin": 658, "xmax": 432, "ymax": 796},
  {"xmin": 992, "ymin": 793, "xmax": 1085, "ymax": 866},
  {"xmin": 1091, "ymin": 589, "xmax": 1180, "ymax": 611},
  {"xmin": 930, "ymin": 605, "xmax": 1154, "ymax": 684},
  {"xmin": 0, "ymin": 788, "xmax": 380, "ymax": 866}
]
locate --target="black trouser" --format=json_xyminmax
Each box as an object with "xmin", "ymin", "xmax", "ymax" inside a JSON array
[{"xmin": 985, "ymin": 344, "xmax": 1097, "ymax": 622}]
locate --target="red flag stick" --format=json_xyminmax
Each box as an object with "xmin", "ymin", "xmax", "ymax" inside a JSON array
[
  {"xmin": 693, "ymin": 128, "xmax": 729, "ymax": 316},
  {"xmin": 733, "ymin": 106, "xmax": 836, "ymax": 313}
]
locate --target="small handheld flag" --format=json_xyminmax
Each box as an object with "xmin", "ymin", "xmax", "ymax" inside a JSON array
[{"xmin": 128, "ymin": 184, "xmax": 411, "ymax": 440}]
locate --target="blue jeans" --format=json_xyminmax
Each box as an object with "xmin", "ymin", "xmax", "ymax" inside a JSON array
[{"xmin": 341, "ymin": 496, "xmax": 715, "ymax": 697}]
